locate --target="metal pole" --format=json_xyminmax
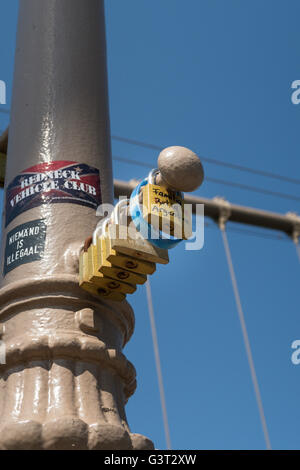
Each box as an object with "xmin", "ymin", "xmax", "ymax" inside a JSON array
[{"xmin": 0, "ymin": 0, "xmax": 152, "ymax": 450}]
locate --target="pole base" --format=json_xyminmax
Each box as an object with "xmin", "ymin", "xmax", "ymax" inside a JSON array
[{"xmin": 0, "ymin": 276, "xmax": 154, "ymax": 450}]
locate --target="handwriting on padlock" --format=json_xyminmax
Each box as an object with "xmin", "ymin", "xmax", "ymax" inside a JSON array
[
  {"xmin": 144, "ymin": 185, "xmax": 183, "ymax": 207},
  {"xmin": 145, "ymin": 203, "xmax": 191, "ymax": 240},
  {"xmin": 150, "ymin": 203, "xmax": 183, "ymax": 219},
  {"xmin": 151, "ymin": 188, "xmax": 182, "ymax": 206}
]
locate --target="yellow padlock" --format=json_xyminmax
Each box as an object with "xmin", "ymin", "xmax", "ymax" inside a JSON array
[
  {"xmin": 97, "ymin": 216, "xmax": 157, "ymax": 275},
  {"xmin": 103, "ymin": 241, "xmax": 156, "ymax": 275},
  {"xmin": 87, "ymin": 243, "xmax": 136, "ymax": 295},
  {"xmin": 79, "ymin": 249, "xmax": 125, "ymax": 302},
  {"xmin": 107, "ymin": 200, "xmax": 169, "ymax": 265},
  {"xmin": 96, "ymin": 237, "xmax": 147, "ymax": 285},
  {"xmin": 141, "ymin": 169, "xmax": 192, "ymax": 239}
]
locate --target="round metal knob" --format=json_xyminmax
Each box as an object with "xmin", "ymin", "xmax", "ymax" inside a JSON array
[{"xmin": 157, "ymin": 146, "xmax": 204, "ymax": 192}]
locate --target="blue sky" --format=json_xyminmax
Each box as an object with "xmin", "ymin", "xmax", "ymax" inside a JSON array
[{"xmin": 1, "ymin": 0, "xmax": 300, "ymax": 450}]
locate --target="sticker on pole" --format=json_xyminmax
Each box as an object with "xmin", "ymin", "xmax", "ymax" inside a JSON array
[
  {"xmin": 3, "ymin": 219, "xmax": 47, "ymax": 275},
  {"xmin": 5, "ymin": 161, "xmax": 101, "ymax": 226}
]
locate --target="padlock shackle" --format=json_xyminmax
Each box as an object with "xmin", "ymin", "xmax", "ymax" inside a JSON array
[
  {"xmin": 93, "ymin": 199, "xmax": 129, "ymax": 245},
  {"xmin": 111, "ymin": 198, "xmax": 129, "ymax": 225},
  {"xmin": 92, "ymin": 216, "xmax": 110, "ymax": 245},
  {"xmin": 148, "ymin": 168, "xmax": 159, "ymax": 185}
]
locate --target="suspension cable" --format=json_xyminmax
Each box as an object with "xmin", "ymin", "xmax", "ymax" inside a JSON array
[
  {"xmin": 111, "ymin": 134, "xmax": 300, "ymax": 186},
  {"xmin": 112, "ymin": 155, "xmax": 300, "ymax": 203},
  {"xmin": 145, "ymin": 278, "xmax": 172, "ymax": 450},
  {"xmin": 220, "ymin": 226, "xmax": 272, "ymax": 450}
]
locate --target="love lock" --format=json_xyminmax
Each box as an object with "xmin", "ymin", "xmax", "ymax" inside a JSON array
[
  {"xmin": 142, "ymin": 169, "xmax": 192, "ymax": 239},
  {"xmin": 106, "ymin": 199, "xmax": 169, "ymax": 265},
  {"xmin": 79, "ymin": 248, "xmax": 126, "ymax": 302},
  {"xmin": 129, "ymin": 169, "xmax": 192, "ymax": 250},
  {"xmin": 96, "ymin": 219, "xmax": 147, "ymax": 285}
]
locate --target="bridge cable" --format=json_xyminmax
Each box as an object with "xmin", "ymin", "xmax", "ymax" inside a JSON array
[
  {"xmin": 218, "ymin": 202, "xmax": 272, "ymax": 450},
  {"xmin": 145, "ymin": 278, "xmax": 172, "ymax": 450}
]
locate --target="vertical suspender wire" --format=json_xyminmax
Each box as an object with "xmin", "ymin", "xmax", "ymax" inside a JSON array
[
  {"xmin": 295, "ymin": 241, "xmax": 300, "ymax": 264},
  {"xmin": 220, "ymin": 227, "xmax": 272, "ymax": 450},
  {"xmin": 290, "ymin": 227, "xmax": 300, "ymax": 262},
  {"xmin": 145, "ymin": 278, "xmax": 172, "ymax": 450}
]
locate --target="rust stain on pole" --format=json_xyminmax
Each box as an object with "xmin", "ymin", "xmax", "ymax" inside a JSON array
[{"xmin": 0, "ymin": 0, "xmax": 153, "ymax": 450}]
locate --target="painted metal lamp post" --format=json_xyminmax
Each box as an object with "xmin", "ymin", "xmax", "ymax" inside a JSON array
[{"xmin": 0, "ymin": 0, "xmax": 153, "ymax": 450}]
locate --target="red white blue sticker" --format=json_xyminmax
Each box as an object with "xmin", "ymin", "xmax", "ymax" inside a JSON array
[{"xmin": 5, "ymin": 161, "xmax": 101, "ymax": 227}]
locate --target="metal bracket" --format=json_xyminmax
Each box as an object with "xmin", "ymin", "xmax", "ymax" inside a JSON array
[
  {"xmin": 286, "ymin": 212, "xmax": 300, "ymax": 244},
  {"xmin": 213, "ymin": 197, "xmax": 231, "ymax": 231}
]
